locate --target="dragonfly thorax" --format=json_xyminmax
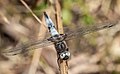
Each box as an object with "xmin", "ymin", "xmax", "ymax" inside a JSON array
[
  {"xmin": 55, "ymin": 41, "xmax": 67, "ymax": 52},
  {"xmin": 54, "ymin": 40, "xmax": 70, "ymax": 60},
  {"xmin": 47, "ymin": 34, "xmax": 70, "ymax": 60}
]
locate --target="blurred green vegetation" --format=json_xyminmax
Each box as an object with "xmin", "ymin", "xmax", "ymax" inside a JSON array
[
  {"xmin": 32, "ymin": 0, "xmax": 95, "ymax": 25},
  {"xmin": 62, "ymin": 0, "xmax": 94, "ymax": 26},
  {"xmin": 33, "ymin": 1, "xmax": 48, "ymax": 16}
]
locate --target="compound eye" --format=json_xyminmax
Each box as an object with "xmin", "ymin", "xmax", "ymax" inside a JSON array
[
  {"xmin": 60, "ymin": 51, "xmax": 70, "ymax": 60},
  {"xmin": 65, "ymin": 51, "xmax": 70, "ymax": 57},
  {"xmin": 60, "ymin": 52, "xmax": 66, "ymax": 59}
]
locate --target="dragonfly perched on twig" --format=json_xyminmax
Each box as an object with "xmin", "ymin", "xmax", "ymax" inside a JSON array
[
  {"xmin": 2, "ymin": 17, "xmax": 118, "ymax": 56},
  {"xmin": 44, "ymin": 12, "xmax": 70, "ymax": 60}
]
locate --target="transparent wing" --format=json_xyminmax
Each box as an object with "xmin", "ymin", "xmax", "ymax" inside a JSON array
[
  {"xmin": 2, "ymin": 20, "xmax": 118, "ymax": 55},
  {"xmin": 65, "ymin": 20, "xmax": 118, "ymax": 40},
  {"xmin": 2, "ymin": 39, "xmax": 53, "ymax": 55}
]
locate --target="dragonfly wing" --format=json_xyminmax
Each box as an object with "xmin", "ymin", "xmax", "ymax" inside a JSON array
[
  {"xmin": 2, "ymin": 20, "xmax": 118, "ymax": 55},
  {"xmin": 2, "ymin": 39, "xmax": 53, "ymax": 55},
  {"xmin": 65, "ymin": 20, "xmax": 118, "ymax": 40}
]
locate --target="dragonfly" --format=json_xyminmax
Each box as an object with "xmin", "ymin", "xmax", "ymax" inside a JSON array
[
  {"xmin": 2, "ymin": 12, "xmax": 118, "ymax": 57},
  {"xmin": 44, "ymin": 12, "xmax": 70, "ymax": 60}
]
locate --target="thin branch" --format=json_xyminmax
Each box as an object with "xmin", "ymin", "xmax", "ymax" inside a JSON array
[
  {"xmin": 19, "ymin": 0, "xmax": 47, "ymax": 74},
  {"xmin": 54, "ymin": 0, "xmax": 69, "ymax": 74},
  {"xmin": 27, "ymin": 15, "xmax": 47, "ymax": 74},
  {"xmin": 20, "ymin": 0, "xmax": 47, "ymax": 28}
]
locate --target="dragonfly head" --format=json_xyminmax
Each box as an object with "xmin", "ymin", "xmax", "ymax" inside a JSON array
[{"xmin": 60, "ymin": 51, "xmax": 70, "ymax": 60}]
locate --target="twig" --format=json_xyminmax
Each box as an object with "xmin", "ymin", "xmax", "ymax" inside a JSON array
[
  {"xmin": 54, "ymin": 0, "xmax": 69, "ymax": 74},
  {"xmin": 19, "ymin": 0, "xmax": 47, "ymax": 74},
  {"xmin": 28, "ymin": 49, "xmax": 42, "ymax": 74},
  {"xmin": 20, "ymin": 0, "xmax": 46, "ymax": 28},
  {"xmin": 27, "ymin": 15, "xmax": 47, "ymax": 74}
]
